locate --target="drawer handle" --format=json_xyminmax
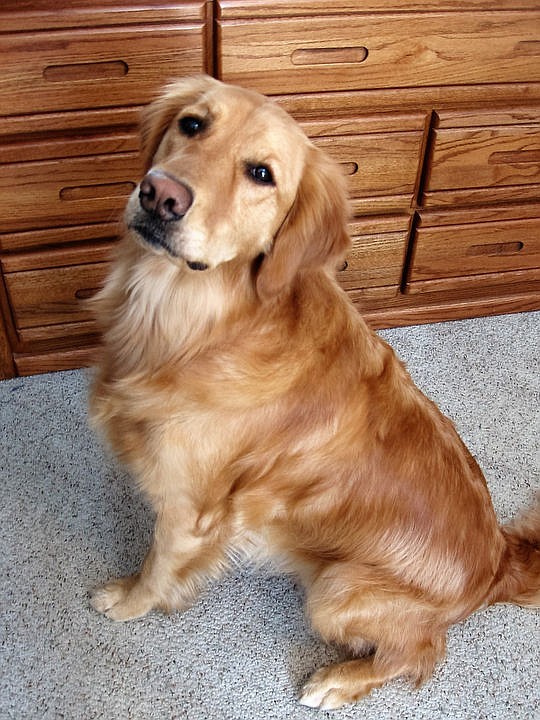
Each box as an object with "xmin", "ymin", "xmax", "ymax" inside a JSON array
[
  {"xmin": 60, "ymin": 182, "xmax": 136, "ymax": 201},
  {"xmin": 514, "ymin": 40, "xmax": 540, "ymax": 56},
  {"xmin": 291, "ymin": 47, "xmax": 368, "ymax": 66},
  {"xmin": 43, "ymin": 60, "xmax": 128, "ymax": 82},
  {"xmin": 75, "ymin": 288, "xmax": 100, "ymax": 300},
  {"xmin": 338, "ymin": 260, "xmax": 349, "ymax": 272},
  {"xmin": 340, "ymin": 162, "xmax": 359, "ymax": 176},
  {"xmin": 489, "ymin": 150, "xmax": 540, "ymax": 165},
  {"xmin": 466, "ymin": 241, "xmax": 524, "ymax": 257}
]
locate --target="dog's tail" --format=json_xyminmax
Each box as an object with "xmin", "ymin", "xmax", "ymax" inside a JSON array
[{"xmin": 486, "ymin": 495, "xmax": 540, "ymax": 608}]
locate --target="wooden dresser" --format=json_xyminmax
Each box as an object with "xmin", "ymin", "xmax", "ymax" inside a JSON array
[
  {"xmin": 1, "ymin": 0, "xmax": 539, "ymax": 378},
  {"xmin": 0, "ymin": 0, "xmax": 211, "ymax": 378}
]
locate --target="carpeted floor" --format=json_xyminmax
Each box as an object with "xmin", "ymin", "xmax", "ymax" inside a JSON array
[{"xmin": 1, "ymin": 312, "xmax": 539, "ymax": 720}]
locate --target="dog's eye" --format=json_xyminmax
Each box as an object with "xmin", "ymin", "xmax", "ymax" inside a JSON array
[
  {"xmin": 247, "ymin": 164, "xmax": 275, "ymax": 186},
  {"xmin": 179, "ymin": 116, "xmax": 205, "ymax": 137}
]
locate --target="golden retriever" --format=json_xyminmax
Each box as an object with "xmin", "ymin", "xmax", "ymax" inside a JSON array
[{"xmin": 90, "ymin": 75, "xmax": 539, "ymax": 709}]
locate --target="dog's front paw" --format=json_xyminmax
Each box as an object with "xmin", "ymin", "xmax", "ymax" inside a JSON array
[
  {"xmin": 90, "ymin": 575, "xmax": 155, "ymax": 621},
  {"xmin": 299, "ymin": 660, "xmax": 377, "ymax": 710},
  {"xmin": 300, "ymin": 669, "xmax": 351, "ymax": 711}
]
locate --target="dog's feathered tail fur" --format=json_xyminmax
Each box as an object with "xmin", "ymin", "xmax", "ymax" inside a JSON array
[{"xmin": 487, "ymin": 496, "xmax": 540, "ymax": 608}]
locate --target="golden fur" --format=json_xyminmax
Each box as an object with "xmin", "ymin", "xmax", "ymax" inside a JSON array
[{"xmin": 90, "ymin": 75, "xmax": 540, "ymax": 709}]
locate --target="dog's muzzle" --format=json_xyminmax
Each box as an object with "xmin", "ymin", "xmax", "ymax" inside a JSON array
[{"xmin": 131, "ymin": 170, "xmax": 209, "ymax": 271}]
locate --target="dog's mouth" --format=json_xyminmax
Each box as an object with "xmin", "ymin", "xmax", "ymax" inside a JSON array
[{"xmin": 129, "ymin": 217, "xmax": 209, "ymax": 271}]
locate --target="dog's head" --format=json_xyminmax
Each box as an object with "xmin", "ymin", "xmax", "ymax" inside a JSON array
[{"xmin": 127, "ymin": 75, "xmax": 350, "ymax": 300}]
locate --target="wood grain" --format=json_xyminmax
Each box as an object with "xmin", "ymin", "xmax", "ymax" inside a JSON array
[
  {"xmin": 409, "ymin": 217, "xmax": 540, "ymax": 281},
  {"xmin": 218, "ymin": 1, "xmax": 540, "ymax": 20},
  {"xmin": 218, "ymin": 11, "xmax": 540, "ymax": 94},
  {"xmin": 1, "ymin": 1, "xmax": 539, "ymax": 377},
  {"xmin": 4, "ymin": 260, "xmax": 111, "ymax": 330},
  {"xmin": 314, "ymin": 132, "xmax": 424, "ymax": 202},
  {"xmin": 0, "ymin": 222, "xmax": 121, "ymax": 253},
  {"xmin": 0, "ymin": 24, "xmax": 207, "ymax": 116},
  {"xmin": 0, "ymin": 292, "xmax": 16, "ymax": 379},
  {"xmin": 1, "ymin": 1, "xmax": 207, "ymax": 32},
  {"xmin": 14, "ymin": 344, "xmax": 100, "ymax": 376},
  {"xmin": 426, "ymin": 126, "xmax": 540, "ymax": 192},
  {"xmin": 0, "ymin": 152, "xmax": 141, "ymax": 233},
  {"xmin": 362, "ymin": 291, "xmax": 540, "ymax": 330}
]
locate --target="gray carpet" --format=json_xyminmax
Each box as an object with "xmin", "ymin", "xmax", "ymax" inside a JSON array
[{"xmin": 1, "ymin": 312, "xmax": 539, "ymax": 720}]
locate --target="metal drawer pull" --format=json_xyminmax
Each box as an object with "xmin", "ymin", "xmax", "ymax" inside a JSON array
[
  {"xmin": 43, "ymin": 60, "xmax": 129, "ymax": 82},
  {"xmin": 291, "ymin": 47, "xmax": 368, "ymax": 66}
]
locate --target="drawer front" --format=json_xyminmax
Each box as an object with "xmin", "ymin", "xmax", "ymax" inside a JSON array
[
  {"xmin": 218, "ymin": 11, "xmax": 540, "ymax": 95},
  {"xmin": 0, "ymin": 126, "xmax": 139, "ymax": 165},
  {"xmin": 426, "ymin": 125, "xmax": 540, "ymax": 195},
  {"xmin": 409, "ymin": 217, "xmax": 540, "ymax": 282},
  {"xmin": 0, "ymin": 152, "xmax": 141, "ymax": 233},
  {"xmin": 0, "ymin": 23, "xmax": 206, "ymax": 116},
  {"xmin": 0, "ymin": 222, "xmax": 121, "ymax": 253},
  {"xmin": 314, "ymin": 132, "xmax": 423, "ymax": 205},
  {"xmin": 338, "ymin": 219, "xmax": 408, "ymax": 291},
  {"xmin": 4, "ymin": 260, "xmax": 110, "ymax": 331}
]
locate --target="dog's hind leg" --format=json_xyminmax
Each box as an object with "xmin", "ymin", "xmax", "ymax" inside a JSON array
[
  {"xmin": 300, "ymin": 576, "xmax": 448, "ymax": 708},
  {"xmin": 300, "ymin": 630, "xmax": 447, "ymax": 709}
]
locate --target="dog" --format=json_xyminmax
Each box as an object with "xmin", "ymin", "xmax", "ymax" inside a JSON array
[{"xmin": 89, "ymin": 75, "xmax": 539, "ymax": 709}]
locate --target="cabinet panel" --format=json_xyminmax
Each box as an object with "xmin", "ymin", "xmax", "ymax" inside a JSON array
[
  {"xmin": 0, "ymin": 222, "xmax": 121, "ymax": 253},
  {"xmin": 425, "ymin": 125, "xmax": 540, "ymax": 196},
  {"xmin": 1, "ymin": 1, "xmax": 207, "ymax": 32},
  {"xmin": 409, "ymin": 217, "xmax": 540, "ymax": 282},
  {"xmin": 338, "ymin": 218, "xmax": 409, "ymax": 290},
  {"xmin": 14, "ymin": 345, "xmax": 99, "ymax": 376},
  {"xmin": 218, "ymin": 12, "xmax": 540, "ymax": 95},
  {"xmin": 0, "ymin": 152, "xmax": 140, "ymax": 233},
  {"xmin": 3, "ymin": 258, "xmax": 110, "ymax": 332},
  {"xmin": 0, "ymin": 23, "xmax": 206, "ymax": 116},
  {"xmin": 218, "ymin": 1, "xmax": 540, "ymax": 19},
  {"xmin": 314, "ymin": 132, "xmax": 423, "ymax": 205}
]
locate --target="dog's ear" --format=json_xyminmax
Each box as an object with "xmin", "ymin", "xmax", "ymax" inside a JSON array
[
  {"xmin": 139, "ymin": 74, "xmax": 218, "ymax": 171},
  {"xmin": 256, "ymin": 145, "xmax": 351, "ymax": 302}
]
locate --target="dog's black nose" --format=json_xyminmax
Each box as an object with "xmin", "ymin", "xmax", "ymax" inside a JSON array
[{"xmin": 139, "ymin": 170, "xmax": 193, "ymax": 221}]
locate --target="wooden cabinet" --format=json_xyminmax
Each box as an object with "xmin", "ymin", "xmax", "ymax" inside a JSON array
[
  {"xmin": 0, "ymin": 0, "xmax": 539, "ymax": 378},
  {"xmin": 0, "ymin": 0, "xmax": 211, "ymax": 378},
  {"xmin": 217, "ymin": 0, "xmax": 540, "ymax": 328},
  {"xmin": 217, "ymin": 9, "xmax": 540, "ymax": 93}
]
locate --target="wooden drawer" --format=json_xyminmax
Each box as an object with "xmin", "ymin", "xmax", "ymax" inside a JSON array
[
  {"xmin": 424, "ymin": 125, "xmax": 540, "ymax": 206},
  {"xmin": 1, "ymin": 1, "xmax": 207, "ymax": 33},
  {"xmin": 2, "ymin": 244, "xmax": 111, "ymax": 338},
  {"xmin": 314, "ymin": 132, "xmax": 423, "ymax": 211},
  {"xmin": 0, "ymin": 22, "xmax": 206, "ymax": 117},
  {"xmin": 218, "ymin": 11, "xmax": 540, "ymax": 95},
  {"xmin": 0, "ymin": 222, "xmax": 121, "ymax": 254},
  {"xmin": 338, "ymin": 217, "xmax": 409, "ymax": 291},
  {"xmin": 0, "ymin": 150, "xmax": 141, "ymax": 233},
  {"xmin": 409, "ymin": 216, "xmax": 540, "ymax": 283}
]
